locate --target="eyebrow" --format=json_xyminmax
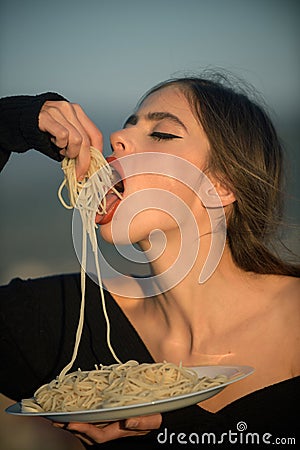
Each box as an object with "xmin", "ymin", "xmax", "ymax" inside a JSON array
[{"xmin": 123, "ymin": 111, "xmax": 188, "ymax": 132}]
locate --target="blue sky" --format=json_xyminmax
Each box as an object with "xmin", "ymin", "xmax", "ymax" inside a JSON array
[{"xmin": 1, "ymin": 0, "xmax": 299, "ymax": 120}]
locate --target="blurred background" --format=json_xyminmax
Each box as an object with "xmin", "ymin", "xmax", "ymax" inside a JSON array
[{"xmin": 0, "ymin": 0, "xmax": 299, "ymax": 449}]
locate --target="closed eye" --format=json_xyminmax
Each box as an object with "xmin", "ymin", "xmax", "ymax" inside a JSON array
[{"xmin": 150, "ymin": 132, "xmax": 182, "ymax": 141}]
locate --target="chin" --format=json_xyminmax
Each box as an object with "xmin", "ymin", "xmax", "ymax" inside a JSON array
[
  {"xmin": 98, "ymin": 221, "xmax": 138, "ymax": 246},
  {"xmin": 98, "ymin": 215, "xmax": 157, "ymax": 247}
]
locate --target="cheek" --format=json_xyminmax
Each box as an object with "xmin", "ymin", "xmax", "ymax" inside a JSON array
[
  {"xmin": 99, "ymin": 173, "xmax": 204, "ymax": 245},
  {"xmin": 136, "ymin": 176, "xmax": 199, "ymax": 226},
  {"xmin": 141, "ymin": 174, "xmax": 198, "ymax": 207}
]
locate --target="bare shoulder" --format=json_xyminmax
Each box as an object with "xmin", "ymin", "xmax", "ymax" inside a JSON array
[
  {"xmin": 252, "ymin": 274, "xmax": 299, "ymax": 327},
  {"xmin": 272, "ymin": 274, "xmax": 300, "ymax": 306},
  {"xmin": 269, "ymin": 275, "xmax": 300, "ymax": 321},
  {"xmin": 270, "ymin": 275, "xmax": 300, "ymax": 375}
]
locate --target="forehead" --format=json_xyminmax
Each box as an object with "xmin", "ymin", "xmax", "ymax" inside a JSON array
[
  {"xmin": 134, "ymin": 85, "xmax": 206, "ymax": 139},
  {"xmin": 137, "ymin": 85, "xmax": 193, "ymax": 117}
]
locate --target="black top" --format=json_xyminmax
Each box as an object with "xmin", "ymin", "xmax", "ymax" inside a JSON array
[
  {"xmin": 0, "ymin": 92, "xmax": 65, "ymax": 169},
  {"xmin": 1, "ymin": 274, "xmax": 299, "ymax": 449},
  {"xmin": 0, "ymin": 94, "xmax": 299, "ymax": 449}
]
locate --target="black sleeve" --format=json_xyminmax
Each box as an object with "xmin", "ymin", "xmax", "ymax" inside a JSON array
[
  {"xmin": 0, "ymin": 274, "xmax": 82, "ymax": 400},
  {"xmin": 0, "ymin": 273, "xmax": 153, "ymax": 402},
  {"xmin": 0, "ymin": 92, "xmax": 67, "ymax": 171}
]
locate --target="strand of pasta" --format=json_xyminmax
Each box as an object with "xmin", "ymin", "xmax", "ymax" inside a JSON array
[
  {"xmin": 22, "ymin": 361, "xmax": 229, "ymax": 412},
  {"xmin": 58, "ymin": 226, "xmax": 87, "ymax": 381},
  {"xmin": 57, "ymin": 147, "xmax": 122, "ymax": 382},
  {"xmin": 57, "ymin": 147, "xmax": 113, "ymax": 210}
]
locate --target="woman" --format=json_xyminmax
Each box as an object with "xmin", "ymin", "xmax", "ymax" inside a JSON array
[{"xmin": 1, "ymin": 74, "xmax": 299, "ymax": 449}]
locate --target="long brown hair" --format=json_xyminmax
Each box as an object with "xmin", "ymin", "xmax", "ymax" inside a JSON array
[{"xmin": 140, "ymin": 73, "xmax": 299, "ymax": 277}]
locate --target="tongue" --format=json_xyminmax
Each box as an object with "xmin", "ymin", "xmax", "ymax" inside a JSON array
[{"xmin": 96, "ymin": 192, "xmax": 121, "ymax": 225}]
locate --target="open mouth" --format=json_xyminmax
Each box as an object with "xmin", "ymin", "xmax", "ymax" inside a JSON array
[
  {"xmin": 111, "ymin": 167, "xmax": 125, "ymax": 196},
  {"xmin": 95, "ymin": 157, "xmax": 125, "ymax": 225}
]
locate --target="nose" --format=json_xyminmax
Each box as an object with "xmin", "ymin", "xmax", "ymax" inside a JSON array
[{"xmin": 110, "ymin": 129, "xmax": 135, "ymax": 155}]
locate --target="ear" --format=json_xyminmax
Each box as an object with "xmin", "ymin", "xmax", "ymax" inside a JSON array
[
  {"xmin": 212, "ymin": 179, "xmax": 236, "ymax": 206},
  {"xmin": 201, "ymin": 175, "xmax": 236, "ymax": 208}
]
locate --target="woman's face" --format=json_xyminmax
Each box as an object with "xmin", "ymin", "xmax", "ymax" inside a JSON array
[{"xmin": 99, "ymin": 85, "xmax": 211, "ymax": 245}]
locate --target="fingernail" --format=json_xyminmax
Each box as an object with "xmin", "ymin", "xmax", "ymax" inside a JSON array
[
  {"xmin": 125, "ymin": 419, "xmax": 139, "ymax": 429},
  {"xmin": 52, "ymin": 422, "xmax": 68, "ymax": 429}
]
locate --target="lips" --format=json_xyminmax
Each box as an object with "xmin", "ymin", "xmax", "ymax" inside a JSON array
[
  {"xmin": 95, "ymin": 156, "xmax": 124, "ymax": 225},
  {"xmin": 95, "ymin": 193, "xmax": 121, "ymax": 225}
]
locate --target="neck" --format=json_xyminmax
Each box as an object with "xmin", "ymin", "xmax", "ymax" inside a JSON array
[
  {"xmin": 140, "ymin": 220, "xmax": 234, "ymax": 305},
  {"xmin": 139, "ymin": 228, "xmax": 262, "ymax": 358}
]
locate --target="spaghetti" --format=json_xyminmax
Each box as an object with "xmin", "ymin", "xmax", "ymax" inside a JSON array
[
  {"xmin": 57, "ymin": 147, "xmax": 123, "ymax": 381},
  {"xmin": 57, "ymin": 146, "xmax": 114, "ymax": 210},
  {"xmin": 21, "ymin": 361, "xmax": 229, "ymax": 412}
]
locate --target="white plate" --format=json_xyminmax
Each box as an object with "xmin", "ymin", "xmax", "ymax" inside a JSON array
[{"xmin": 5, "ymin": 365, "xmax": 253, "ymax": 423}]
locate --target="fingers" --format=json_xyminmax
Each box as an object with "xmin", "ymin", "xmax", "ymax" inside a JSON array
[
  {"xmin": 66, "ymin": 421, "xmax": 147, "ymax": 444},
  {"xmin": 38, "ymin": 111, "xmax": 70, "ymax": 149},
  {"xmin": 61, "ymin": 414, "xmax": 162, "ymax": 444},
  {"xmin": 124, "ymin": 414, "xmax": 162, "ymax": 431},
  {"xmin": 39, "ymin": 100, "xmax": 103, "ymax": 179},
  {"xmin": 72, "ymin": 103, "xmax": 103, "ymax": 151}
]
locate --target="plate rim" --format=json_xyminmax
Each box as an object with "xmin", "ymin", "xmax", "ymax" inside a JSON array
[{"xmin": 5, "ymin": 364, "xmax": 254, "ymax": 420}]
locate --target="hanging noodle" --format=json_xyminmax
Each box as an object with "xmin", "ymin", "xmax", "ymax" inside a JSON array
[
  {"xmin": 21, "ymin": 147, "xmax": 230, "ymax": 414},
  {"xmin": 22, "ymin": 361, "xmax": 229, "ymax": 412},
  {"xmin": 57, "ymin": 146, "xmax": 116, "ymax": 211},
  {"xmin": 57, "ymin": 147, "xmax": 123, "ymax": 380}
]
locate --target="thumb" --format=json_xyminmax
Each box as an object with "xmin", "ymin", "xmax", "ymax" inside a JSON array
[{"xmin": 124, "ymin": 414, "xmax": 162, "ymax": 430}]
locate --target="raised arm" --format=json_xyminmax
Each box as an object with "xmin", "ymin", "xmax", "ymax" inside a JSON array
[{"xmin": 0, "ymin": 93, "xmax": 103, "ymax": 177}]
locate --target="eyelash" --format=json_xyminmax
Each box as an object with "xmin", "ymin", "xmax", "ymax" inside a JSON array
[{"xmin": 150, "ymin": 132, "xmax": 182, "ymax": 141}]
